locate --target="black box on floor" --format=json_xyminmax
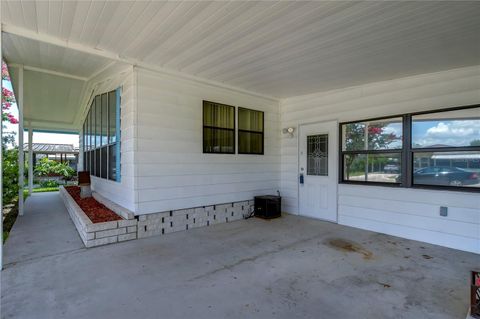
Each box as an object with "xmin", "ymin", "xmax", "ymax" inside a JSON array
[{"xmin": 254, "ymin": 195, "xmax": 281, "ymax": 219}]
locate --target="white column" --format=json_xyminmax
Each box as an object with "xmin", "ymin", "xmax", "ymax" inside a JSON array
[
  {"xmin": 18, "ymin": 66, "xmax": 24, "ymax": 216},
  {"xmin": 28, "ymin": 125, "xmax": 33, "ymax": 194}
]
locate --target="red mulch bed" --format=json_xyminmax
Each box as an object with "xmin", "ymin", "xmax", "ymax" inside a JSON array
[{"xmin": 65, "ymin": 186, "xmax": 122, "ymax": 223}]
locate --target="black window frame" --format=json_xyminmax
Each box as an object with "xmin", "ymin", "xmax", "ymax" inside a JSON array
[
  {"xmin": 339, "ymin": 104, "xmax": 480, "ymax": 193},
  {"xmin": 202, "ymin": 100, "xmax": 236, "ymax": 154},
  {"xmin": 238, "ymin": 107, "xmax": 264, "ymax": 155}
]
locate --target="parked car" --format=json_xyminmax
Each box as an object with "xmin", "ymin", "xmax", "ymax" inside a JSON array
[
  {"xmin": 384, "ymin": 163, "xmax": 400, "ymax": 173},
  {"xmin": 413, "ymin": 166, "xmax": 479, "ymax": 186}
]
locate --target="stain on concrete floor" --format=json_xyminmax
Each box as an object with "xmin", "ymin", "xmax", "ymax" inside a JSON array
[{"xmin": 326, "ymin": 238, "xmax": 374, "ymax": 260}]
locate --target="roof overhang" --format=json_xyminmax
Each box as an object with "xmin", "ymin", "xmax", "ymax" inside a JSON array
[{"xmin": 3, "ymin": 32, "xmax": 119, "ymax": 133}]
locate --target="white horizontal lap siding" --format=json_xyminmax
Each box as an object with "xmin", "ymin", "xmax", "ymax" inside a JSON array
[
  {"xmin": 89, "ymin": 69, "xmax": 137, "ymax": 212},
  {"xmin": 135, "ymin": 68, "xmax": 281, "ymax": 214},
  {"xmin": 280, "ymin": 65, "xmax": 480, "ymax": 253}
]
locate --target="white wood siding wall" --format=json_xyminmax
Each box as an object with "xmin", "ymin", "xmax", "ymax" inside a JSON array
[
  {"xmin": 80, "ymin": 65, "xmax": 137, "ymax": 212},
  {"xmin": 135, "ymin": 68, "xmax": 281, "ymax": 214},
  {"xmin": 280, "ymin": 65, "xmax": 480, "ymax": 253}
]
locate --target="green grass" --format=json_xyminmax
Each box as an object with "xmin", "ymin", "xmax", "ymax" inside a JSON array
[{"xmin": 32, "ymin": 187, "xmax": 59, "ymax": 193}]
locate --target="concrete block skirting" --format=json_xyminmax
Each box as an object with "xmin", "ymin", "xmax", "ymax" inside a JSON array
[
  {"xmin": 59, "ymin": 186, "xmax": 137, "ymax": 248},
  {"xmin": 137, "ymin": 200, "xmax": 254, "ymax": 239}
]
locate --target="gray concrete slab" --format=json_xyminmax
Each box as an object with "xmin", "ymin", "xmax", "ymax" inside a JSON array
[
  {"xmin": 2, "ymin": 197, "xmax": 479, "ymax": 319},
  {"xmin": 3, "ymin": 192, "xmax": 84, "ymax": 265}
]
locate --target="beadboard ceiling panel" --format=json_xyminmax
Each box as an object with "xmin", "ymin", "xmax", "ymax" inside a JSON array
[
  {"xmin": 2, "ymin": 1, "xmax": 480, "ymax": 98},
  {"xmin": 2, "ymin": 33, "xmax": 112, "ymax": 78},
  {"xmin": 9, "ymin": 67, "xmax": 86, "ymax": 133}
]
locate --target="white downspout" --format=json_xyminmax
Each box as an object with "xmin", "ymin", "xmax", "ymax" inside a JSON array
[{"xmin": 18, "ymin": 66, "xmax": 24, "ymax": 216}]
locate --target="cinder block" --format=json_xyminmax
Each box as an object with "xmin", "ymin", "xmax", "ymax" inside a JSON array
[
  {"xmin": 95, "ymin": 227, "xmax": 126, "ymax": 239},
  {"xmin": 194, "ymin": 207, "xmax": 205, "ymax": 214},
  {"xmin": 119, "ymin": 233, "xmax": 137, "ymax": 242},
  {"xmin": 205, "ymin": 205, "xmax": 215, "ymax": 213},
  {"xmin": 127, "ymin": 226, "xmax": 137, "ymax": 233},
  {"xmin": 86, "ymin": 221, "xmax": 118, "ymax": 233},
  {"xmin": 137, "ymin": 221, "xmax": 149, "ymax": 228},
  {"xmin": 118, "ymin": 219, "xmax": 137, "ymax": 227},
  {"xmin": 147, "ymin": 211, "xmax": 169, "ymax": 220},
  {"xmin": 138, "ymin": 215, "xmax": 147, "ymax": 222},
  {"xmin": 85, "ymin": 236, "xmax": 118, "ymax": 248},
  {"xmin": 85, "ymin": 232, "xmax": 95, "ymax": 240},
  {"xmin": 215, "ymin": 203, "xmax": 230, "ymax": 213},
  {"xmin": 193, "ymin": 210, "xmax": 207, "ymax": 219}
]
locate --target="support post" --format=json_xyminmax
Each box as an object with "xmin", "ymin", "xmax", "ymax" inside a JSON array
[
  {"xmin": 28, "ymin": 125, "xmax": 33, "ymax": 194},
  {"xmin": 18, "ymin": 66, "xmax": 24, "ymax": 216}
]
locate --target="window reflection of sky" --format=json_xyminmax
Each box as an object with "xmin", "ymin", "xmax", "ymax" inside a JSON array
[{"xmin": 412, "ymin": 119, "xmax": 480, "ymax": 147}]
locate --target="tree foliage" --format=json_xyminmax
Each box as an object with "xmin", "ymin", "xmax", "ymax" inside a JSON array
[
  {"xmin": 2, "ymin": 60, "xmax": 19, "ymax": 206},
  {"xmin": 2, "ymin": 148, "xmax": 19, "ymax": 205},
  {"xmin": 471, "ymin": 139, "xmax": 480, "ymax": 147},
  {"xmin": 344, "ymin": 122, "xmax": 400, "ymax": 178},
  {"xmin": 34, "ymin": 158, "xmax": 75, "ymax": 180}
]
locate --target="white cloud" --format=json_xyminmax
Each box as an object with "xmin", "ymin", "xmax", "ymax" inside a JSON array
[{"xmin": 416, "ymin": 120, "xmax": 480, "ymax": 147}]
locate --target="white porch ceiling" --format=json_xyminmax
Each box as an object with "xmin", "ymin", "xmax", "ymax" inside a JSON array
[
  {"xmin": 1, "ymin": 1, "xmax": 480, "ymax": 131},
  {"xmin": 8, "ymin": 67, "xmax": 87, "ymax": 133},
  {"xmin": 3, "ymin": 33, "xmax": 112, "ymax": 79}
]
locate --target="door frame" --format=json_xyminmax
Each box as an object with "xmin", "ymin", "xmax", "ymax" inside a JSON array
[{"xmin": 297, "ymin": 120, "xmax": 339, "ymax": 223}]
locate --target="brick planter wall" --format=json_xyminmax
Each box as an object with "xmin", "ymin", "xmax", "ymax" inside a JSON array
[
  {"xmin": 61, "ymin": 185, "xmax": 254, "ymax": 246},
  {"xmin": 60, "ymin": 186, "xmax": 137, "ymax": 247}
]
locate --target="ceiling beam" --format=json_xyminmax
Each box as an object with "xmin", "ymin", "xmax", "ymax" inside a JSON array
[
  {"xmin": 8, "ymin": 63, "xmax": 87, "ymax": 81},
  {"xmin": 2, "ymin": 23, "xmax": 280, "ymax": 102}
]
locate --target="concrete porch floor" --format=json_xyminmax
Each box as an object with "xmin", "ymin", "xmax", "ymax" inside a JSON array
[{"xmin": 1, "ymin": 192, "xmax": 478, "ymax": 319}]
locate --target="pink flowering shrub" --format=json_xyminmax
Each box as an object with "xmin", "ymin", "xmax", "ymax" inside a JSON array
[{"xmin": 2, "ymin": 61, "xmax": 18, "ymax": 124}]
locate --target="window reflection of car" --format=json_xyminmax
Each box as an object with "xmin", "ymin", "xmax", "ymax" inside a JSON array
[
  {"xmin": 384, "ymin": 164, "xmax": 400, "ymax": 173},
  {"xmin": 413, "ymin": 166, "xmax": 479, "ymax": 186}
]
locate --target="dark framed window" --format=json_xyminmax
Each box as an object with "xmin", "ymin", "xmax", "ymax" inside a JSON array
[
  {"xmin": 341, "ymin": 116, "xmax": 403, "ymax": 184},
  {"xmin": 238, "ymin": 107, "xmax": 264, "ymax": 155},
  {"xmin": 82, "ymin": 88, "xmax": 121, "ymax": 182},
  {"xmin": 410, "ymin": 107, "xmax": 480, "ymax": 189},
  {"xmin": 203, "ymin": 101, "xmax": 235, "ymax": 154},
  {"xmin": 94, "ymin": 95, "xmax": 101, "ymax": 177},
  {"xmin": 108, "ymin": 90, "xmax": 120, "ymax": 181},
  {"xmin": 339, "ymin": 104, "xmax": 480, "ymax": 192}
]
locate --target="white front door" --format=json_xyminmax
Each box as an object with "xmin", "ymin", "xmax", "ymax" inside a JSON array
[{"xmin": 298, "ymin": 121, "xmax": 338, "ymax": 222}]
